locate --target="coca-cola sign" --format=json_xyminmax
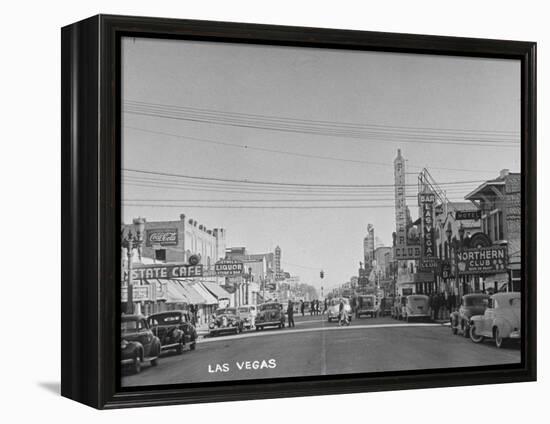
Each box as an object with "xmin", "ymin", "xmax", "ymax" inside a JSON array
[{"xmin": 145, "ymin": 228, "xmax": 178, "ymax": 246}]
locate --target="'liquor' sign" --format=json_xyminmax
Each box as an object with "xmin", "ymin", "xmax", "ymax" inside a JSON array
[
  {"xmin": 145, "ymin": 228, "xmax": 178, "ymax": 246},
  {"xmin": 215, "ymin": 259, "xmax": 244, "ymax": 276},
  {"xmin": 456, "ymin": 246, "xmax": 508, "ymax": 274}
]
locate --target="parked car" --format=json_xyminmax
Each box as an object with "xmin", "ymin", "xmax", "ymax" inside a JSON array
[
  {"xmin": 121, "ymin": 314, "xmax": 161, "ymax": 374},
  {"xmin": 327, "ymin": 298, "xmax": 352, "ymax": 322},
  {"xmin": 147, "ymin": 310, "xmax": 197, "ymax": 354},
  {"xmin": 209, "ymin": 307, "xmax": 244, "ymax": 336},
  {"xmin": 469, "ymin": 292, "xmax": 521, "ymax": 348},
  {"xmin": 450, "ymin": 294, "xmax": 489, "ymax": 337},
  {"xmin": 256, "ymin": 302, "xmax": 286, "ymax": 330},
  {"xmin": 402, "ymin": 295, "xmax": 431, "ymax": 322},
  {"xmin": 237, "ymin": 305, "xmax": 258, "ymax": 330},
  {"xmin": 355, "ymin": 295, "xmax": 379, "ymax": 318}
]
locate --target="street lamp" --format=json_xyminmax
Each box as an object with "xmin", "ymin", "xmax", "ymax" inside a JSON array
[{"xmin": 121, "ymin": 217, "xmax": 145, "ymax": 314}]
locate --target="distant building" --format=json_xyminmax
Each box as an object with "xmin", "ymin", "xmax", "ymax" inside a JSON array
[{"xmin": 122, "ymin": 213, "xmax": 225, "ymax": 269}]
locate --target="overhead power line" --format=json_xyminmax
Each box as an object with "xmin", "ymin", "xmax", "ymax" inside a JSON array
[
  {"xmin": 126, "ymin": 100, "xmax": 519, "ymax": 136},
  {"xmin": 124, "ymin": 126, "xmax": 503, "ymax": 174},
  {"xmin": 123, "ymin": 168, "xmax": 486, "ymax": 188},
  {"xmin": 124, "ymin": 100, "xmax": 519, "ymax": 149}
]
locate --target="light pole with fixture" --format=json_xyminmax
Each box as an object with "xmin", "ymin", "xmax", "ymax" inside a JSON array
[{"xmin": 121, "ymin": 217, "xmax": 145, "ymax": 314}]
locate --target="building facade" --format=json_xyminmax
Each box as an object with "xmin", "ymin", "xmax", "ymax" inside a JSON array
[{"xmin": 123, "ymin": 213, "xmax": 226, "ymax": 270}]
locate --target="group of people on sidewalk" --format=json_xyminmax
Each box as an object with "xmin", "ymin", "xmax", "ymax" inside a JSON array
[{"xmin": 429, "ymin": 292, "xmax": 458, "ymax": 321}]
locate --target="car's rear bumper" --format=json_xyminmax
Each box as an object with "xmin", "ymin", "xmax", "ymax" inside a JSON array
[{"xmin": 121, "ymin": 358, "xmax": 135, "ymax": 365}]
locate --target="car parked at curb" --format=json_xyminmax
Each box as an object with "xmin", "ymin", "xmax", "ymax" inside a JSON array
[
  {"xmin": 209, "ymin": 307, "xmax": 244, "ymax": 336},
  {"xmin": 256, "ymin": 302, "xmax": 285, "ymax": 330},
  {"xmin": 469, "ymin": 292, "xmax": 521, "ymax": 348},
  {"xmin": 121, "ymin": 314, "xmax": 161, "ymax": 374},
  {"xmin": 147, "ymin": 310, "xmax": 197, "ymax": 354},
  {"xmin": 450, "ymin": 294, "xmax": 489, "ymax": 337}
]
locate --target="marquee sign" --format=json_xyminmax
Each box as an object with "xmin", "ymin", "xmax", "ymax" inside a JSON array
[
  {"xmin": 145, "ymin": 228, "xmax": 178, "ymax": 246},
  {"xmin": 215, "ymin": 259, "xmax": 244, "ymax": 276},
  {"xmin": 456, "ymin": 246, "xmax": 508, "ymax": 274},
  {"xmin": 419, "ymin": 191, "xmax": 436, "ymax": 262},
  {"xmin": 130, "ymin": 263, "xmax": 203, "ymax": 280}
]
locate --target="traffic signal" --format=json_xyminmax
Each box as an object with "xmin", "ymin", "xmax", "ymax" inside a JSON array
[{"xmin": 320, "ymin": 270, "xmax": 324, "ymax": 279}]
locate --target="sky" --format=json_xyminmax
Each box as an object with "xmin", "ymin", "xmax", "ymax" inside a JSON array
[{"xmin": 121, "ymin": 37, "xmax": 520, "ymax": 292}]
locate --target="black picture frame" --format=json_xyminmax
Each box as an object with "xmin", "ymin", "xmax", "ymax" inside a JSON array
[{"xmin": 61, "ymin": 14, "xmax": 537, "ymax": 409}]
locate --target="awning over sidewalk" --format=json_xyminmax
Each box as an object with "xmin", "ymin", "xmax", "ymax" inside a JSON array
[
  {"xmin": 190, "ymin": 282, "xmax": 219, "ymax": 305},
  {"xmin": 156, "ymin": 278, "xmax": 188, "ymax": 304},
  {"xmin": 200, "ymin": 281, "xmax": 231, "ymax": 300}
]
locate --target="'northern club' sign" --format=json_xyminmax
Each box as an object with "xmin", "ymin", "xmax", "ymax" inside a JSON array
[{"xmin": 456, "ymin": 246, "xmax": 508, "ymax": 274}]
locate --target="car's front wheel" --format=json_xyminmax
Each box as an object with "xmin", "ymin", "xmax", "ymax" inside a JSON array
[
  {"xmin": 176, "ymin": 341, "xmax": 184, "ymax": 354},
  {"xmin": 470, "ymin": 325, "xmax": 484, "ymax": 343},
  {"xmin": 151, "ymin": 358, "xmax": 158, "ymax": 366}
]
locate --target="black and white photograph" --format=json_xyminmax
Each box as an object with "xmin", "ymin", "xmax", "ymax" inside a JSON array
[{"xmin": 119, "ymin": 36, "xmax": 523, "ymax": 387}]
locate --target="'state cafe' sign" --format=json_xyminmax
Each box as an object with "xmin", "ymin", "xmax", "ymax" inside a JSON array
[
  {"xmin": 130, "ymin": 263, "xmax": 204, "ymax": 280},
  {"xmin": 121, "ymin": 262, "xmax": 203, "ymax": 303}
]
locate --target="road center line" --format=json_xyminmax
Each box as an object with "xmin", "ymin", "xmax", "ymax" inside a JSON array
[{"xmin": 198, "ymin": 322, "xmax": 447, "ymax": 344}]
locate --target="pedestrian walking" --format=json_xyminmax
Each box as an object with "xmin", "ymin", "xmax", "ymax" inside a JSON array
[
  {"xmin": 300, "ymin": 300, "xmax": 305, "ymax": 317},
  {"xmin": 287, "ymin": 300, "xmax": 295, "ymax": 328},
  {"xmin": 323, "ymin": 298, "xmax": 328, "ymax": 315}
]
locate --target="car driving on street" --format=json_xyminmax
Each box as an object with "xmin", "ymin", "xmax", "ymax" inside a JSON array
[
  {"xmin": 402, "ymin": 295, "xmax": 431, "ymax": 322},
  {"xmin": 255, "ymin": 302, "xmax": 286, "ymax": 330},
  {"xmin": 209, "ymin": 307, "xmax": 244, "ymax": 336},
  {"xmin": 355, "ymin": 294, "xmax": 379, "ymax": 318}
]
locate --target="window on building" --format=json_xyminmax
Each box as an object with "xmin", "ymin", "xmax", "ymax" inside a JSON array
[{"xmin": 155, "ymin": 249, "xmax": 166, "ymax": 262}]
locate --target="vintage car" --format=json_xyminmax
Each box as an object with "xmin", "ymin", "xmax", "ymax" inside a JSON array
[
  {"xmin": 237, "ymin": 305, "xmax": 258, "ymax": 329},
  {"xmin": 147, "ymin": 310, "xmax": 197, "ymax": 354},
  {"xmin": 450, "ymin": 294, "xmax": 489, "ymax": 337},
  {"xmin": 256, "ymin": 302, "xmax": 286, "ymax": 330},
  {"xmin": 121, "ymin": 314, "xmax": 161, "ymax": 374},
  {"xmin": 327, "ymin": 298, "xmax": 352, "ymax": 322},
  {"xmin": 401, "ymin": 295, "xmax": 431, "ymax": 322},
  {"xmin": 355, "ymin": 295, "xmax": 379, "ymax": 318},
  {"xmin": 209, "ymin": 307, "xmax": 244, "ymax": 336},
  {"xmin": 469, "ymin": 292, "xmax": 521, "ymax": 348}
]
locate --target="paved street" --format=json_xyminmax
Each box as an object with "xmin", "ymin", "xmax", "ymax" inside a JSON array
[{"xmin": 122, "ymin": 315, "xmax": 520, "ymax": 387}]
